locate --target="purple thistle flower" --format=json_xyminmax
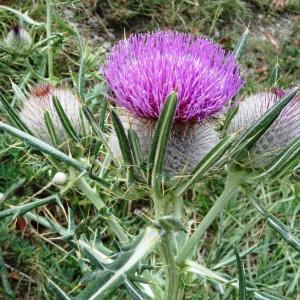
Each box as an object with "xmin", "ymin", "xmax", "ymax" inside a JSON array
[{"xmin": 103, "ymin": 30, "xmax": 244, "ymax": 122}]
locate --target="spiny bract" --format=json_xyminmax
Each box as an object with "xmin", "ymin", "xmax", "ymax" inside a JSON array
[
  {"xmin": 19, "ymin": 84, "xmax": 83, "ymax": 146},
  {"xmin": 109, "ymin": 111, "xmax": 219, "ymax": 174},
  {"xmin": 229, "ymin": 89, "xmax": 300, "ymax": 167}
]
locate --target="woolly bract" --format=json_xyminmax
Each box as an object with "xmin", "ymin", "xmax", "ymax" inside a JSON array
[
  {"xmin": 229, "ymin": 90, "xmax": 300, "ymax": 167},
  {"xmin": 19, "ymin": 85, "xmax": 83, "ymax": 146},
  {"xmin": 109, "ymin": 111, "xmax": 219, "ymax": 174}
]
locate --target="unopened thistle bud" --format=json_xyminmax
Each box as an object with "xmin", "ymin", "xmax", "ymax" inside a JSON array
[
  {"xmin": 228, "ymin": 89, "xmax": 300, "ymax": 167},
  {"xmin": 4, "ymin": 25, "xmax": 32, "ymax": 53},
  {"xmin": 19, "ymin": 84, "xmax": 83, "ymax": 146},
  {"xmin": 103, "ymin": 31, "xmax": 243, "ymax": 174}
]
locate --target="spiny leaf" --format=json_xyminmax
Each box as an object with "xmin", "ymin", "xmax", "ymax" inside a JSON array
[
  {"xmin": 234, "ymin": 246, "xmax": 246, "ymax": 300},
  {"xmin": 52, "ymin": 95, "xmax": 79, "ymax": 142},
  {"xmin": 231, "ymin": 88, "xmax": 298, "ymax": 159},
  {"xmin": 0, "ymin": 121, "xmax": 86, "ymax": 172},
  {"xmin": 44, "ymin": 111, "xmax": 59, "ymax": 147},
  {"xmin": 0, "ymin": 5, "xmax": 45, "ymax": 27},
  {"xmin": 250, "ymin": 137, "xmax": 300, "ymax": 180},
  {"xmin": 47, "ymin": 278, "xmax": 72, "ymax": 300},
  {"xmin": 111, "ymin": 109, "xmax": 135, "ymax": 184},
  {"xmin": 0, "ymin": 195, "xmax": 58, "ymax": 221},
  {"xmin": 76, "ymin": 227, "xmax": 160, "ymax": 300},
  {"xmin": 0, "ymin": 93, "xmax": 32, "ymax": 134},
  {"xmin": 234, "ymin": 26, "xmax": 249, "ymax": 60},
  {"xmin": 82, "ymin": 106, "xmax": 118, "ymax": 165},
  {"xmin": 175, "ymin": 134, "xmax": 236, "ymax": 196},
  {"xmin": 250, "ymin": 197, "xmax": 300, "ymax": 252},
  {"xmin": 148, "ymin": 92, "xmax": 177, "ymax": 191}
]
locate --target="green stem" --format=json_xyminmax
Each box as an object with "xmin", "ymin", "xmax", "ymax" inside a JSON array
[
  {"xmin": 46, "ymin": 0, "xmax": 53, "ymax": 80},
  {"xmin": 0, "ymin": 248, "xmax": 14, "ymax": 299},
  {"xmin": 176, "ymin": 172, "xmax": 242, "ymax": 266},
  {"xmin": 161, "ymin": 233, "xmax": 179, "ymax": 300},
  {"xmin": 153, "ymin": 192, "xmax": 182, "ymax": 300}
]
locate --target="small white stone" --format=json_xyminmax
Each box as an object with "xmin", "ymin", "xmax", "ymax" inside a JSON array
[
  {"xmin": 52, "ymin": 172, "xmax": 68, "ymax": 185},
  {"xmin": 0, "ymin": 192, "xmax": 5, "ymax": 202}
]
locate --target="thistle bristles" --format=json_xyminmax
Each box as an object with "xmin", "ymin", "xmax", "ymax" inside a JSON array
[
  {"xmin": 19, "ymin": 84, "xmax": 83, "ymax": 146},
  {"xmin": 109, "ymin": 111, "xmax": 219, "ymax": 174},
  {"xmin": 103, "ymin": 30, "xmax": 244, "ymax": 123},
  {"xmin": 4, "ymin": 25, "xmax": 32, "ymax": 53},
  {"xmin": 229, "ymin": 90, "xmax": 300, "ymax": 167}
]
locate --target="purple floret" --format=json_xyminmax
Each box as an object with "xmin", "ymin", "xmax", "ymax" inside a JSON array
[{"xmin": 103, "ymin": 30, "xmax": 244, "ymax": 122}]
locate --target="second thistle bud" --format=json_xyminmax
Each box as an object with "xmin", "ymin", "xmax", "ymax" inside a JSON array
[
  {"xmin": 19, "ymin": 84, "xmax": 84, "ymax": 147},
  {"xmin": 4, "ymin": 25, "xmax": 32, "ymax": 54},
  {"xmin": 228, "ymin": 89, "xmax": 300, "ymax": 168}
]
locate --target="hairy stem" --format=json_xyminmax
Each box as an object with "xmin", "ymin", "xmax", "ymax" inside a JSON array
[{"xmin": 176, "ymin": 172, "xmax": 242, "ymax": 266}]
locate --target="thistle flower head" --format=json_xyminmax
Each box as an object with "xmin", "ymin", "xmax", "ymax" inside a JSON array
[
  {"xmin": 103, "ymin": 30, "xmax": 244, "ymax": 123},
  {"xmin": 228, "ymin": 89, "xmax": 300, "ymax": 167},
  {"xmin": 19, "ymin": 84, "xmax": 83, "ymax": 146},
  {"xmin": 109, "ymin": 111, "xmax": 219, "ymax": 174},
  {"xmin": 4, "ymin": 25, "xmax": 32, "ymax": 53}
]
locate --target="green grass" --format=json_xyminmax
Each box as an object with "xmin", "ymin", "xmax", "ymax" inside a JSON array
[{"xmin": 0, "ymin": 0, "xmax": 300, "ymax": 299}]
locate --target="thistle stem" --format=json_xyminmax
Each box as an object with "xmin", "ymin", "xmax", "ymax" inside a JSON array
[
  {"xmin": 153, "ymin": 191, "xmax": 182, "ymax": 300},
  {"xmin": 176, "ymin": 172, "xmax": 242, "ymax": 266},
  {"xmin": 46, "ymin": 0, "xmax": 53, "ymax": 80}
]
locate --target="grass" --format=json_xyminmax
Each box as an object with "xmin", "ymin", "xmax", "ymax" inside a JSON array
[{"xmin": 0, "ymin": 0, "xmax": 300, "ymax": 299}]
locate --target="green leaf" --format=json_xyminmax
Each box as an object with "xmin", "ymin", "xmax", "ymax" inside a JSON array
[
  {"xmin": 175, "ymin": 134, "xmax": 236, "ymax": 196},
  {"xmin": 148, "ymin": 92, "xmax": 177, "ymax": 191},
  {"xmin": 76, "ymin": 227, "xmax": 160, "ymax": 300},
  {"xmin": 82, "ymin": 106, "xmax": 118, "ymax": 165},
  {"xmin": 111, "ymin": 109, "xmax": 135, "ymax": 184},
  {"xmin": 52, "ymin": 95, "xmax": 80, "ymax": 142},
  {"xmin": 44, "ymin": 111, "xmax": 59, "ymax": 147},
  {"xmin": 124, "ymin": 279, "xmax": 152, "ymax": 300},
  {"xmin": 0, "ymin": 121, "xmax": 86, "ymax": 172},
  {"xmin": 250, "ymin": 197, "xmax": 300, "ymax": 252},
  {"xmin": 99, "ymin": 98, "xmax": 108, "ymax": 130},
  {"xmin": 78, "ymin": 237, "xmax": 114, "ymax": 266},
  {"xmin": 234, "ymin": 246, "xmax": 246, "ymax": 300},
  {"xmin": 0, "ymin": 93, "xmax": 32, "ymax": 134},
  {"xmin": 0, "ymin": 5, "xmax": 45, "ymax": 27},
  {"xmin": 128, "ymin": 129, "xmax": 146, "ymax": 180},
  {"xmin": 250, "ymin": 137, "xmax": 300, "ymax": 180},
  {"xmin": 233, "ymin": 26, "xmax": 249, "ymax": 60},
  {"xmin": 270, "ymin": 61, "xmax": 280, "ymax": 86},
  {"xmin": 231, "ymin": 88, "xmax": 298, "ymax": 159},
  {"xmin": 222, "ymin": 105, "xmax": 239, "ymax": 131},
  {"xmin": 0, "ymin": 195, "xmax": 58, "ymax": 221},
  {"xmin": 47, "ymin": 278, "xmax": 72, "ymax": 300}
]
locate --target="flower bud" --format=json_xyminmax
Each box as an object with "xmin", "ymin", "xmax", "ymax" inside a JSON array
[
  {"xmin": 19, "ymin": 84, "xmax": 83, "ymax": 146},
  {"xmin": 109, "ymin": 111, "xmax": 219, "ymax": 175},
  {"xmin": 228, "ymin": 89, "xmax": 300, "ymax": 167},
  {"xmin": 52, "ymin": 172, "xmax": 68, "ymax": 185},
  {"xmin": 4, "ymin": 25, "xmax": 32, "ymax": 53}
]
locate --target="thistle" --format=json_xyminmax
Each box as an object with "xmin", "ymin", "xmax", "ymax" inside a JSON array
[
  {"xmin": 228, "ymin": 89, "xmax": 300, "ymax": 167},
  {"xmin": 109, "ymin": 111, "xmax": 219, "ymax": 174},
  {"xmin": 4, "ymin": 25, "xmax": 32, "ymax": 53},
  {"xmin": 19, "ymin": 84, "xmax": 83, "ymax": 146},
  {"xmin": 104, "ymin": 31, "xmax": 243, "ymax": 173}
]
